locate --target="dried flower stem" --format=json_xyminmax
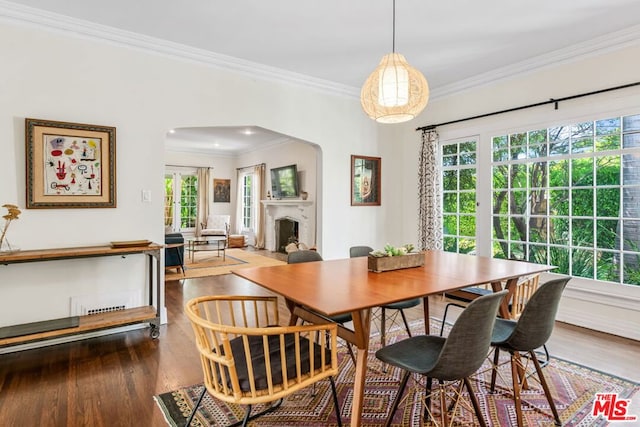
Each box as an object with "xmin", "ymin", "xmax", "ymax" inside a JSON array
[{"xmin": 0, "ymin": 204, "xmax": 21, "ymax": 249}]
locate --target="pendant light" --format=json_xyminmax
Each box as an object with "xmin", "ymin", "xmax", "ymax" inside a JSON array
[{"xmin": 360, "ymin": 0, "xmax": 429, "ymax": 124}]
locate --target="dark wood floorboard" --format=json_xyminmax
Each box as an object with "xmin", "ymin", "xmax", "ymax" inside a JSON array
[{"xmin": 0, "ymin": 248, "xmax": 637, "ymax": 426}]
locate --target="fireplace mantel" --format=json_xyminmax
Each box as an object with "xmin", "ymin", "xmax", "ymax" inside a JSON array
[
  {"xmin": 261, "ymin": 200, "xmax": 315, "ymax": 251},
  {"xmin": 261, "ymin": 199, "xmax": 313, "ymax": 206}
]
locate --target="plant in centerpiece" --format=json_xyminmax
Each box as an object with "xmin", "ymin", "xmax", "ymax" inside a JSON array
[
  {"xmin": 370, "ymin": 243, "xmax": 415, "ymax": 257},
  {"xmin": 367, "ymin": 243, "xmax": 423, "ymax": 273},
  {"xmin": 0, "ymin": 203, "xmax": 21, "ymax": 253}
]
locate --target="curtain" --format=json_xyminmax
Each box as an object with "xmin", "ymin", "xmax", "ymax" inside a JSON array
[
  {"xmin": 418, "ymin": 129, "xmax": 443, "ymax": 250},
  {"xmin": 253, "ymin": 164, "xmax": 266, "ymax": 248},
  {"xmin": 196, "ymin": 167, "xmax": 211, "ymax": 237}
]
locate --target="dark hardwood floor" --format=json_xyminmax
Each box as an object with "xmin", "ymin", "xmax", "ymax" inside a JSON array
[{"xmin": 0, "ymin": 249, "xmax": 638, "ymax": 426}]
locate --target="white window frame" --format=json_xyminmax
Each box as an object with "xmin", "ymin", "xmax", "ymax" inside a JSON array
[
  {"xmin": 164, "ymin": 168, "xmax": 198, "ymax": 233},
  {"xmin": 490, "ymin": 115, "xmax": 640, "ymax": 286},
  {"xmin": 441, "ymin": 137, "xmax": 479, "ymax": 254}
]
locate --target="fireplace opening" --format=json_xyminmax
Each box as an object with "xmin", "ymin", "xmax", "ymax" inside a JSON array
[{"xmin": 275, "ymin": 218, "xmax": 299, "ymax": 253}]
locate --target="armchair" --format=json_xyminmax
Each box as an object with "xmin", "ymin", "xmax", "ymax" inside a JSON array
[
  {"xmin": 184, "ymin": 295, "xmax": 342, "ymax": 426},
  {"xmin": 200, "ymin": 214, "xmax": 230, "ymax": 239}
]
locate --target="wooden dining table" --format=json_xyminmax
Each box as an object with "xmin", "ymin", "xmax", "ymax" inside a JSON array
[{"xmin": 233, "ymin": 250, "xmax": 554, "ymax": 426}]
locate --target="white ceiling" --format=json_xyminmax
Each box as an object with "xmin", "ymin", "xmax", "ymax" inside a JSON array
[{"xmin": 5, "ymin": 0, "xmax": 640, "ymax": 154}]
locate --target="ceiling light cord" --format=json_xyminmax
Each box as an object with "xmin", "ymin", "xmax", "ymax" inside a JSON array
[{"xmin": 392, "ymin": 0, "xmax": 396, "ymax": 53}]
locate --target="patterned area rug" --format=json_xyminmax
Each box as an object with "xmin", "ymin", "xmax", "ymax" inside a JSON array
[
  {"xmin": 165, "ymin": 249, "xmax": 285, "ymax": 280},
  {"xmin": 154, "ymin": 320, "xmax": 639, "ymax": 426}
]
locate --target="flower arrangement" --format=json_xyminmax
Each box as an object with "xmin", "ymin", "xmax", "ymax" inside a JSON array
[
  {"xmin": 369, "ymin": 243, "xmax": 416, "ymax": 257},
  {"xmin": 0, "ymin": 204, "xmax": 21, "ymax": 252}
]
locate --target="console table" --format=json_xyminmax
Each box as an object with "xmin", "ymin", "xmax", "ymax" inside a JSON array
[{"xmin": 0, "ymin": 243, "xmax": 162, "ymax": 347}]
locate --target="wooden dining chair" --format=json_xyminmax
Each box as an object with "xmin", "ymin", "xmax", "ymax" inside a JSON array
[
  {"xmin": 349, "ymin": 245, "xmax": 421, "ymax": 347},
  {"xmin": 184, "ymin": 295, "xmax": 342, "ymax": 427}
]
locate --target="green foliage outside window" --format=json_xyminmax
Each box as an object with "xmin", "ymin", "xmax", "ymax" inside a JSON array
[
  {"xmin": 164, "ymin": 173, "xmax": 198, "ymax": 231},
  {"xmin": 490, "ymin": 114, "xmax": 640, "ymax": 286},
  {"xmin": 180, "ymin": 176, "xmax": 198, "ymax": 229}
]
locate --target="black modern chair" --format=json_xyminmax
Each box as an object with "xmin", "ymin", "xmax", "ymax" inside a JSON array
[
  {"xmin": 438, "ymin": 264, "xmax": 549, "ymax": 366},
  {"xmin": 287, "ymin": 250, "xmax": 355, "ymax": 362},
  {"xmin": 440, "ymin": 274, "xmax": 540, "ymax": 334},
  {"xmin": 375, "ymin": 290, "xmax": 508, "ymax": 427},
  {"xmin": 349, "ymin": 245, "xmax": 421, "ymax": 347},
  {"xmin": 489, "ymin": 277, "xmax": 571, "ymax": 427},
  {"xmin": 164, "ymin": 232, "xmax": 184, "ymax": 274}
]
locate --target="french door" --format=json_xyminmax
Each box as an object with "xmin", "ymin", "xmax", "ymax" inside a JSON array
[{"xmin": 164, "ymin": 171, "xmax": 198, "ymax": 233}]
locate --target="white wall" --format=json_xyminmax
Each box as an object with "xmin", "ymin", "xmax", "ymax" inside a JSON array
[
  {"xmin": 0, "ymin": 19, "xmax": 386, "ymax": 339},
  {"xmin": 396, "ymin": 44, "xmax": 640, "ymax": 340},
  {"xmin": 237, "ymin": 139, "xmax": 318, "ymax": 202}
]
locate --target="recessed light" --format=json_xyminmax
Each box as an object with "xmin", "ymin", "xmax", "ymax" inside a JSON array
[
  {"xmin": 242, "ymin": 129, "xmax": 254, "ymax": 135},
  {"xmin": 168, "ymin": 129, "xmax": 176, "ymax": 134}
]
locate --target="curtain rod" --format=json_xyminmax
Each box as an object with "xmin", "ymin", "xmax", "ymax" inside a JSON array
[
  {"xmin": 416, "ymin": 81, "xmax": 640, "ymax": 132},
  {"xmin": 236, "ymin": 162, "xmax": 265, "ymax": 170},
  {"xmin": 165, "ymin": 164, "xmax": 212, "ymax": 168}
]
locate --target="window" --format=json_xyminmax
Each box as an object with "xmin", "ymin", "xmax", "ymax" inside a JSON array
[
  {"xmin": 241, "ymin": 173, "xmax": 253, "ymax": 229},
  {"xmin": 491, "ymin": 114, "xmax": 640, "ymax": 286},
  {"xmin": 442, "ymin": 138, "xmax": 478, "ymax": 254},
  {"xmin": 164, "ymin": 172, "xmax": 198, "ymax": 232}
]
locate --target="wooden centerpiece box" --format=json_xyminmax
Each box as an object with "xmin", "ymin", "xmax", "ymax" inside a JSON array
[{"xmin": 368, "ymin": 252, "xmax": 424, "ymax": 273}]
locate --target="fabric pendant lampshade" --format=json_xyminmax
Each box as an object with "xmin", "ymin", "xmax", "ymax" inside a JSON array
[{"xmin": 361, "ymin": 52, "xmax": 429, "ymax": 123}]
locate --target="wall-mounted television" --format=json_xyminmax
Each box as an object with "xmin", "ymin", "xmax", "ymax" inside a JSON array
[{"xmin": 270, "ymin": 164, "xmax": 299, "ymax": 199}]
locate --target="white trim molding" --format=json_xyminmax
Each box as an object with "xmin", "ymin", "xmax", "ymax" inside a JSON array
[
  {"xmin": 543, "ymin": 273, "xmax": 640, "ymax": 341},
  {"xmin": 2, "ymin": 1, "xmax": 640, "ymax": 101}
]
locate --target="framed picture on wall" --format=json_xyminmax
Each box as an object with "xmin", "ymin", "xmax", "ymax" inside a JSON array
[
  {"xmin": 25, "ymin": 118, "xmax": 116, "ymax": 209},
  {"xmin": 351, "ymin": 155, "xmax": 381, "ymax": 206},
  {"xmin": 213, "ymin": 178, "xmax": 231, "ymax": 203}
]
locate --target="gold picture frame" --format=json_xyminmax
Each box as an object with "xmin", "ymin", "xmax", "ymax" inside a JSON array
[
  {"xmin": 351, "ymin": 155, "xmax": 381, "ymax": 206},
  {"xmin": 25, "ymin": 118, "xmax": 116, "ymax": 209}
]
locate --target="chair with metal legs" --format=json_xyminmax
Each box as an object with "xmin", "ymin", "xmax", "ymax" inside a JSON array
[
  {"xmin": 489, "ymin": 277, "xmax": 571, "ymax": 427},
  {"xmin": 375, "ymin": 290, "xmax": 508, "ymax": 427},
  {"xmin": 349, "ymin": 246, "xmax": 421, "ymax": 347},
  {"xmin": 439, "ymin": 267, "xmax": 550, "ymax": 366}
]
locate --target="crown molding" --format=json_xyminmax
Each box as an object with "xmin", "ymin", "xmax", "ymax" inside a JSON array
[
  {"xmin": 1, "ymin": 1, "xmax": 638, "ymax": 102},
  {"xmin": 431, "ymin": 24, "xmax": 640, "ymax": 100},
  {"xmin": 0, "ymin": 1, "xmax": 360, "ymax": 98}
]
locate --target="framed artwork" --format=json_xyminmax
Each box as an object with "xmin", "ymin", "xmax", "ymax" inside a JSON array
[
  {"xmin": 351, "ymin": 155, "xmax": 381, "ymax": 206},
  {"xmin": 25, "ymin": 118, "xmax": 116, "ymax": 209},
  {"xmin": 213, "ymin": 178, "xmax": 231, "ymax": 203}
]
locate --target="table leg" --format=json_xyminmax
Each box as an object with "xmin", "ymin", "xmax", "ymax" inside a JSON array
[
  {"xmin": 349, "ymin": 309, "xmax": 371, "ymax": 427},
  {"xmin": 493, "ymin": 278, "xmax": 529, "ymax": 389},
  {"xmin": 283, "ymin": 304, "xmax": 372, "ymax": 426},
  {"xmin": 422, "ymin": 296, "xmax": 430, "ymax": 334},
  {"xmin": 493, "ymin": 278, "xmax": 518, "ymax": 319}
]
